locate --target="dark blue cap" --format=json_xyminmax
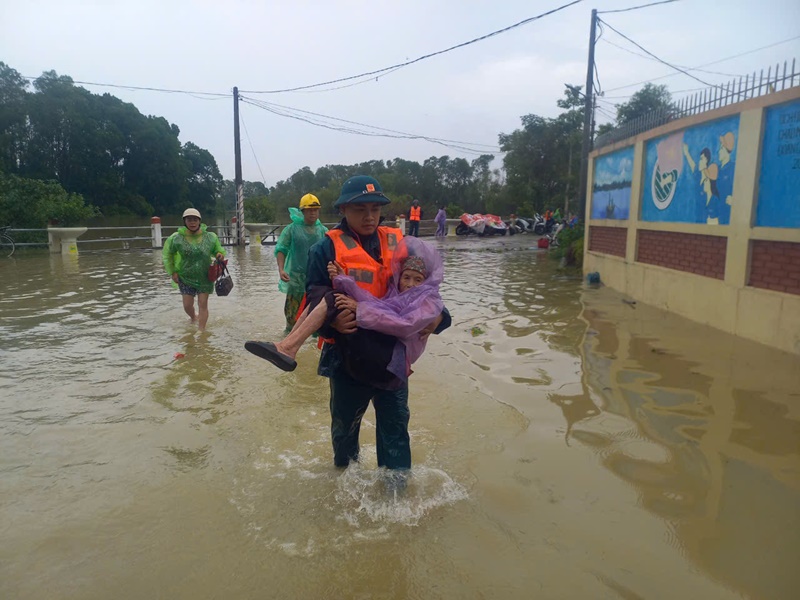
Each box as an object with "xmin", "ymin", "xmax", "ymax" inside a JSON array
[{"xmin": 334, "ymin": 175, "xmax": 391, "ymax": 208}]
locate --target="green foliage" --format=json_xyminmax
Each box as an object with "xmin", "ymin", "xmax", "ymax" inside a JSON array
[
  {"xmin": 262, "ymin": 154, "xmax": 499, "ymax": 222},
  {"xmin": 499, "ymin": 84, "xmax": 583, "ymax": 216},
  {"xmin": 0, "ymin": 61, "xmax": 221, "ymax": 219},
  {"xmin": 244, "ymin": 195, "xmax": 276, "ymax": 223},
  {"xmin": 570, "ymin": 237, "xmax": 584, "ymax": 269},
  {"xmin": 445, "ymin": 203, "xmax": 462, "ymax": 218},
  {"xmin": 0, "ymin": 172, "xmax": 99, "ymax": 227},
  {"xmin": 615, "ymin": 83, "xmax": 674, "ymax": 125},
  {"xmin": 550, "ymin": 222, "xmax": 585, "ymax": 268},
  {"xmin": 558, "ymin": 222, "xmax": 584, "ymax": 251}
]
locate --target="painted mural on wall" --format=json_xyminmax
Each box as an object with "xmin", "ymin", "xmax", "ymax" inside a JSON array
[
  {"xmin": 642, "ymin": 115, "xmax": 739, "ymax": 225},
  {"xmin": 591, "ymin": 146, "xmax": 634, "ymax": 220},
  {"xmin": 756, "ymin": 99, "xmax": 800, "ymax": 228}
]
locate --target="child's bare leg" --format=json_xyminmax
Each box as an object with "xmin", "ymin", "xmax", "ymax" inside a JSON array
[
  {"xmin": 290, "ymin": 305, "xmax": 311, "ymax": 332},
  {"xmin": 274, "ymin": 300, "xmax": 328, "ymax": 358}
]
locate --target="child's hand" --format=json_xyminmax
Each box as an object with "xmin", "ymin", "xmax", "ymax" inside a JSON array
[
  {"xmin": 327, "ymin": 261, "xmax": 345, "ymax": 280},
  {"xmin": 334, "ymin": 293, "xmax": 357, "ymax": 313}
]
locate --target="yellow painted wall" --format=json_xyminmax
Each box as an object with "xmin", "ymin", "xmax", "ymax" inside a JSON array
[{"xmin": 584, "ymin": 87, "xmax": 800, "ymax": 355}]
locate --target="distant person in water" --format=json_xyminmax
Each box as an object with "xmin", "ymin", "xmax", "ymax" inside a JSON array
[
  {"xmin": 162, "ymin": 208, "xmax": 226, "ymax": 331},
  {"xmin": 435, "ymin": 205, "xmax": 447, "ymax": 237}
]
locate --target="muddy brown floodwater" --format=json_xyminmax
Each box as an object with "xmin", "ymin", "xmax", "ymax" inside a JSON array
[{"xmin": 1, "ymin": 236, "xmax": 798, "ymax": 599}]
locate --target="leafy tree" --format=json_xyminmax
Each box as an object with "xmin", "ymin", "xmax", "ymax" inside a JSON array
[
  {"xmin": 445, "ymin": 203, "xmax": 463, "ymax": 218},
  {"xmin": 499, "ymin": 84, "xmax": 584, "ymax": 216},
  {"xmin": 0, "ymin": 172, "xmax": 98, "ymax": 227},
  {"xmin": 244, "ymin": 195, "xmax": 276, "ymax": 223},
  {"xmin": 0, "ymin": 62, "xmax": 29, "ymax": 174},
  {"xmin": 0, "ymin": 62, "xmax": 221, "ymax": 219},
  {"xmin": 183, "ymin": 141, "xmax": 222, "ymax": 217},
  {"xmin": 615, "ymin": 83, "xmax": 674, "ymax": 124}
]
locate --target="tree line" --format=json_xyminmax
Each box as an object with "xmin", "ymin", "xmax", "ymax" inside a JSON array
[
  {"xmin": 0, "ymin": 62, "xmax": 221, "ymax": 227},
  {"xmin": 0, "ymin": 60, "xmax": 673, "ymax": 228},
  {"xmin": 240, "ymin": 83, "xmax": 672, "ymax": 224}
]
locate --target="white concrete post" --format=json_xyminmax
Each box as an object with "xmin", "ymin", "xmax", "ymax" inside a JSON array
[
  {"xmin": 446, "ymin": 219, "xmax": 459, "ymax": 237},
  {"xmin": 244, "ymin": 223, "xmax": 269, "ymax": 248},
  {"xmin": 47, "ymin": 227, "xmax": 88, "ymax": 255},
  {"xmin": 151, "ymin": 216, "xmax": 162, "ymax": 248},
  {"xmin": 398, "ymin": 215, "xmax": 406, "ymax": 235}
]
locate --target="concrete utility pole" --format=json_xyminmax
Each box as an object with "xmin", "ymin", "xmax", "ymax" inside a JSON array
[
  {"xmin": 577, "ymin": 8, "xmax": 598, "ymax": 222},
  {"xmin": 565, "ymin": 142, "xmax": 573, "ymax": 216},
  {"xmin": 233, "ymin": 87, "xmax": 245, "ymax": 246}
]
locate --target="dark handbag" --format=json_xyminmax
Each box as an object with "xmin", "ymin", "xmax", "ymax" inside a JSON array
[{"xmin": 215, "ymin": 261, "xmax": 234, "ymax": 296}]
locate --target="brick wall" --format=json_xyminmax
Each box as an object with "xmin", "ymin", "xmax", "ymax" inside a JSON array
[
  {"xmin": 588, "ymin": 226, "xmax": 627, "ymax": 257},
  {"xmin": 636, "ymin": 230, "xmax": 727, "ymax": 279},
  {"xmin": 749, "ymin": 240, "xmax": 800, "ymax": 296}
]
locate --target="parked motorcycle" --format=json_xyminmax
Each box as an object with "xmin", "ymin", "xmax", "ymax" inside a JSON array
[{"xmin": 456, "ymin": 213, "xmax": 508, "ymax": 236}]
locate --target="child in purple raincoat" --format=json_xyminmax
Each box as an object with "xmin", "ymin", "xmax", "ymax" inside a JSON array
[{"xmin": 246, "ymin": 237, "xmax": 444, "ymax": 389}]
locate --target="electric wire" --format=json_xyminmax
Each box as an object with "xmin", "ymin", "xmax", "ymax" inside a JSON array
[
  {"xmin": 604, "ymin": 35, "xmax": 800, "ymax": 93},
  {"xmin": 598, "ymin": 0, "xmax": 679, "ymax": 14},
  {"xmin": 599, "ymin": 38, "xmax": 741, "ymax": 77},
  {"xmin": 239, "ymin": 0, "xmax": 583, "ymax": 94},
  {"xmin": 598, "ymin": 18, "xmax": 718, "ymax": 88},
  {"xmin": 239, "ymin": 108, "xmax": 268, "ymax": 186},
  {"xmin": 21, "ymin": 75, "xmax": 229, "ymax": 97},
  {"xmin": 240, "ymin": 97, "xmax": 499, "ymax": 156},
  {"xmin": 240, "ymin": 95, "xmax": 500, "ymax": 151}
]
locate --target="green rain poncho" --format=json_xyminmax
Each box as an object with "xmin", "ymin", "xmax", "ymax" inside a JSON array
[
  {"xmin": 162, "ymin": 224, "xmax": 225, "ymax": 294},
  {"xmin": 275, "ymin": 207, "xmax": 328, "ymax": 295}
]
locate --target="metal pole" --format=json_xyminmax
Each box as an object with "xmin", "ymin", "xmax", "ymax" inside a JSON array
[
  {"xmin": 565, "ymin": 142, "xmax": 573, "ymax": 216},
  {"xmin": 233, "ymin": 87, "xmax": 245, "ymax": 246},
  {"xmin": 577, "ymin": 8, "xmax": 597, "ymax": 223}
]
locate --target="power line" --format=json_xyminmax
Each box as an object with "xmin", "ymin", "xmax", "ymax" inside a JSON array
[
  {"xmin": 239, "ymin": 0, "xmax": 583, "ymax": 94},
  {"xmin": 599, "ymin": 38, "xmax": 741, "ymax": 77},
  {"xmin": 294, "ymin": 67, "xmax": 407, "ymax": 94},
  {"xmin": 598, "ymin": 0, "xmax": 679, "ymax": 14},
  {"xmin": 240, "ymin": 96, "xmax": 501, "ymax": 155},
  {"xmin": 241, "ymin": 95, "xmax": 500, "ymax": 150},
  {"xmin": 598, "ymin": 18, "xmax": 718, "ymax": 89},
  {"xmin": 21, "ymin": 75, "xmax": 229, "ymax": 97},
  {"xmin": 241, "ymin": 99, "xmax": 497, "ymax": 156},
  {"xmin": 604, "ymin": 34, "xmax": 800, "ymax": 93},
  {"xmin": 239, "ymin": 108, "xmax": 267, "ymax": 186}
]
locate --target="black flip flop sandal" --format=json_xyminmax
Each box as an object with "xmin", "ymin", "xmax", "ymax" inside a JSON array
[{"xmin": 244, "ymin": 341, "xmax": 298, "ymax": 372}]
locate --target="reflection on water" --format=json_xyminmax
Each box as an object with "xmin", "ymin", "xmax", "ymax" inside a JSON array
[
  {"xmin": 0, "ymin": 239, "xmax": 798, "ymax": 599},
  {"xmin": 576, "ymin": 291, "xmax": 800, "ymax": 600}
]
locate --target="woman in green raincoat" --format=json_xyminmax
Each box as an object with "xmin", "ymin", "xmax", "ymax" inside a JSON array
[
  {"xmin": 275, "ymin": 194, "xmax": 328, "ymax": 331},
  {"xmin": 163, "ymin": 208, "xmax": 226, "ymax": 331}
]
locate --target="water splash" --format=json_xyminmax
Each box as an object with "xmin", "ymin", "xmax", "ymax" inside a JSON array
[{"xmin": 334, "ymin": 463, "xmax": 468, "ymax": 528}]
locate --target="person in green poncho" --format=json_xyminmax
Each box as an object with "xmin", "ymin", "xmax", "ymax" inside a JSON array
[
  {"xmin": 275, "ymin": 194, "xmax": 328, "ymax": 331},
  {"xmin": 162, "ymin": 208, "xmax": 226, "ymax": 331}
]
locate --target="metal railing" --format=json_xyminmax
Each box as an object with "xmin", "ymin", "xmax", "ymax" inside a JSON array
[
  {"xmin": 595, "ymin": 58, "xmax": 799, "ymax": 149},
  {"xmin": 4, "ymin": 218, "xmax": 436, "ymax": 251}
]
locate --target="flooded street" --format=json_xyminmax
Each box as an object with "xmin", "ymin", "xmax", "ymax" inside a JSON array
[{"xmin": 1, "ymin": 237, "xmax": 798, "ymax": 600}]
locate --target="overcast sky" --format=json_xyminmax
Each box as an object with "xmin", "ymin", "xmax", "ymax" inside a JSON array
[{"xmin": 2, "ymin": 0, "xmax": 799, "ymax": 185}]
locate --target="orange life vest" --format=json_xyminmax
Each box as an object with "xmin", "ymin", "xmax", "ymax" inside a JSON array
[
  {"xmin": 409, "ymin": 206, "xmax": 421, "ymax": 221},
  {"xmin": 318, "ymin": 226, "xmax": 403, "ymax": 348},
  {"xmin": 327, "ymin": 226, "xmax": 403, "ymax": 298}
]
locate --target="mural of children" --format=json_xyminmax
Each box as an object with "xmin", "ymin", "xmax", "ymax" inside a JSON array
[
  {"xmin": 717, "ymin": 131, "xmax": 736, "ymax": 216},
  {"xmin": 683, "ymin": 144, "xmax": 713, "ymax": 222},
  {"xmin": 703, "ymin": 163, "xmax": 725, "ymax": 225},
  {"xmin": 642, "ymin": 115, "xmax": 739, "ymax": 225}
]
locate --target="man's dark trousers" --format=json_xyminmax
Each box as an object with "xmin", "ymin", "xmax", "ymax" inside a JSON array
[{"xmin": 329, "ymin": 370, "xmax": 411, "ymax": 469}]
